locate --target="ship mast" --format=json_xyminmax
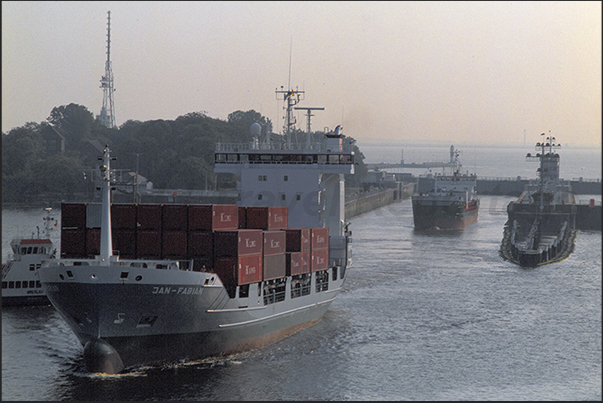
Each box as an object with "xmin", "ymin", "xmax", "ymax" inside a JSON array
[
  {"xmin": 294, "ymin": 106, "xmax": 324, "ymax": 149},
  {"xmin": 98, "ymin": 11, "xmax": 116, "ymax": 129},
  {"xmin": 99, "ymin": 146, "xmax": 114, "ymax": 265},
  {"xmin": 276, "ymin": 87, "xmax": 304, "ymax": 148}
]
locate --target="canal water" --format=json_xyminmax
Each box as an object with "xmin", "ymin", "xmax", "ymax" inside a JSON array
[{"xmin": 2, "ymin": 193, "xmax": 601, "ymax": 400}]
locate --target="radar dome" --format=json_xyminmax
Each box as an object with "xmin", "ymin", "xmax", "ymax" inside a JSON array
[{"xmin": 250, "ymin": 123, "xmax": 261, "ymax": 136}]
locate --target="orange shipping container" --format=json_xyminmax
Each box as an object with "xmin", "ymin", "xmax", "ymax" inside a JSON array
[
  {"xmin": 238, "ymin": 206, "xmax": 247, "ymax": 229},
  {"xmin": 214, "ymin": 254, "xmax": 263, "ymax": 286},
  {"xmin": 61, "ymin": 203, "xmax": 87, "ymax": 229},
  {"xmin": 311, "ymin": 248, "xmax": 329, "ymax": 272},
  {"xmin": 283, "ymin": 228, "xmax": 311, "ymax": 252},
  {"xmin": 162, "ymin": 204, "xmax": 188, "ymax": 230},
  {"xmin": 60, "ymin": 227, "xmax": 86, "ymax": 258},
  {"xmin": 111, "ymin": 204, "xmax": 137, "ymax": 229},
  {"xmin": 286, "ymin": 251, "xmax": 310, "ymax": 276},
  {"xmin": 245, "ymin": 206, "xmax": 288, "ymax": 230},
  {"xmin": 136, "ymin": 204, "xmax": 162, "ymax": 230},
  {"xmin": 311, "ymin": 227, "xmax": 329, "ymax": 250},
  {"xmin": 188, "ymin": 230, "xmax": 214, "ymax": 257},
  {"xmin": 263, "ymin": 230, "xmax": 286, "ymax": 256},
  {"xmin": 188, "ymin": 204, "xmax": 238, "ymax": 231},
  {"xmin": 137, "ymin": 230, "xmax": 161, "ymax": 258},
  {"xmin": 86, "ymin": 228, "xmax": 101, "ymax": 257},
  {"xmin": 214, "ymin": 229, "xmax": 263, "ymax": 257},
  {"xmin": 113, "ymin": 229, "xmax": 136, "ymax": 258},
  {"xmin": 263, "ymin": 253, "xmax": 286, "ymax": 280},
  {"xmin": 162, "ymin": 230, "xmax": 188, "ymax": 259}
]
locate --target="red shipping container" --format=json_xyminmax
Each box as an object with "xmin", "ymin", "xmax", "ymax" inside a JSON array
[
  {"xmin": 263, "ymin": 231, "xmax": 286, "ymax": 256},
  {"xmin": 162, "ymin": 204, "xmax": 188, "ymax": 230},
  {"xmin": 214, "ymin": 229, "xmax": 263, "ymax": 257},
  {"xmin": 311, "ymin": 248, "xmax": 329, "ymax": 272},
  {"xmin": 60, "ymin": 227, "xmax": 86, "ymax": 258},
  {"xmin": 238, "ymin": 206, "xmax": 247, "ymax": 229},
  {"xmin": 137, "ymin": 229, "xmax": 161, "ymax": 258},
  {"xmin": 188, "ymin": 204, "xmax": 238, "ymax": 231},
  {"xmin": 137, "ymin": 204, "xmax": 162, "ymax": 230},
  {"xmin": 283, "ymin": 228, "xmax": 311, "ymax": 252},
  {"xmin": 188, "ymin": 230, "xmax": 214, "ymax": 257},
  {"xmin": 162, "ymin": 230, "xmax": 188, "ymax": 258},
  {"xmin": 214, "ymin": 254, "xmax": 262, "ymax": 286},
  {"xmin": 245, "ymin": 206, "xmax": 288, "ymax": 230},
  {"xmin": 286, "ymin": 251, "xmax": 310, "ymax": 276},
  {"xmin": 61, "ymin": 203, "xmax": 87, "ymax": 228},
  {"xmin": 113, "ymin": 229, "xmax": 136, "ymax": 258},
  {"xmin": 264, "ymin": 253, "xmax": 286, "ymax": 280},
  {"xmin": 311, "ymin": 227, "xmax": 329, "ymax": 250},
  {"xmin": 111, "ymin": 204, "xmax": 137, "ymax": 229},
  {"xmin": 86, "ymin": 228, "xmax": 101, "ymax": 256}
]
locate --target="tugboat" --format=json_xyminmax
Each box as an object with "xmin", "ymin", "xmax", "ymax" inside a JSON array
[
  {"xmin": 411, "ymin": 146, "xmax": 479, "ymax": 230},
  {"xmin": 38, "ymin": 88, "xmax": 354, "ymax": 374},
  {"xmin": 2, "ymin": 208, "xmax": 57, "ymax": 306},
  {"xmin": 500, "ymin": 133, "xmax": 578, "ymax": 268}
]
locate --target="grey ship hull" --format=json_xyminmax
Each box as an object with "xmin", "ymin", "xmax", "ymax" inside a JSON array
[
  {"xmin": 499, "ymin": 191, "xmax": 578, "ymax": 267},
  {"xmin": 39, "ymin": 263, "xmax": 343, "ymax": 373}
]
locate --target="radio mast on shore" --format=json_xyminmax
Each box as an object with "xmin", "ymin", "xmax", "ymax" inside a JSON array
[{"xmin": 97, "ymin": 11, "xmax": 116, "ymax": 129}]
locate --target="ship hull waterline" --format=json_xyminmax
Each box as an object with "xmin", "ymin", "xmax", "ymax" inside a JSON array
[
  {"xmin": 39, "ymin": 264, "xmax": 340, "ymax": 374},
  {"xmin": 412, "ymin": 201, "xmax": 479, "ymax": 230}
]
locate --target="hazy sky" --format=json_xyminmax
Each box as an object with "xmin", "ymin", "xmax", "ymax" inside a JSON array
[{"xmin": 2, "ymin": 1, "xmax": 601, "ymax": 148}]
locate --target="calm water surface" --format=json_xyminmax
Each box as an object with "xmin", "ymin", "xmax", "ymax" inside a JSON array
[{"xmin": 2, "ymin": 194, "xmax": 601, "ymax": 400}]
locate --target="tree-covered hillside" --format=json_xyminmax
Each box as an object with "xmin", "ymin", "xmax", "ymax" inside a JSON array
[{"xmin": 2, "ymin": 104, "xmax": 367, "ymax": 205}]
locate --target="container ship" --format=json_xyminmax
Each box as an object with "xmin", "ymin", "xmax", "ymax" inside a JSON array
[
  {"xmin": 2, "ymin": 209, "xmax": 58, "ymax": 306},
  {"xmin": 411, "ymin": 146, "xmax": 479, "ymax": 230},
  {"xmin": 38, "ymin": 89, "xmax": 354, "ymax": 374},
  {"xmin": 500, "ymin": 133, "xmax": 577, "ymax": 268}
]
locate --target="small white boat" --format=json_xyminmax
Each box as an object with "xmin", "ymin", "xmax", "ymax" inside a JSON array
[{"xmin": 2, "ymin": 208, "xmax": 57, "ymax": 306}]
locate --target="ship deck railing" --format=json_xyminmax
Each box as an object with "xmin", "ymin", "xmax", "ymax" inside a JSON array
[{"xmin": 216, "ymin": 142, "xmax": 353, "ymax": 153}]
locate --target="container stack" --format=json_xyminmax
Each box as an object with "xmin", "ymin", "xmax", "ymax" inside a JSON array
[
  {"xmin": 213, "ymin": 229, "xmax": 263, "ymax": 287},
  {"xmin": 262, "ymin": 230, "xmax": 287, "ymax": 280},
  {"xmin": 188, "ymin": 204, "xmax": 238, "ymax": 270},
  {"xmin": 61, "ymin": 202, "xmax": 330, "ymax": 288},
  {"xmin": 61, "ymin": 203, "xmax": 87, "ymax": 258},
  {"xmin": 283, "ymin": 228, "xmax": 311, "ymax": 276},
  {"xmin": 310, "ymin": 227, "xmax": 329, "ymax": 272}
]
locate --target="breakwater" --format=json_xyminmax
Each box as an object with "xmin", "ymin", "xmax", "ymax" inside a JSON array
[
  {"xmin": 416, "ymin": 176, "xmax": 601, "ymax": 196},
  {"xmin": 345, "ymin": 183, "xmax": 415, "ymax": 219}
]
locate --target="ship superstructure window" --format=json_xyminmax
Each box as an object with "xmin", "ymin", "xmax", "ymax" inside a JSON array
[
  {"xmin": 281, "ymin": 194, "xmax": 286, "ymax": 201},
  {"xmin": 258, "ymin": 175, "xmax": 268, "ymax": 181},
  {"xmin": 258, "ymin": 194, "xmax": 263, "ymax": 200},
  {"xmin": 284, "ymin": 175, "xmax": 288, "ymax": 181},
  {"xmin": 296, "ymin": 194, "xmax": 301, "ymax": 201}
]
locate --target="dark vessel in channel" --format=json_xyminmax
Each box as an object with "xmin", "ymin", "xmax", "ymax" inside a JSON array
[
  {"xmin": 412, "ymin": 146, "xmax": 479, "ymax": 230},
  {"xmin": 500, "ymin": 133, "xmax": 578, "ymax": 268}
]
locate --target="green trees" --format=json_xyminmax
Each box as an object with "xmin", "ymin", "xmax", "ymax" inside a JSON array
[{"xmin": 2, "ymin": 104, "xmax": 367, "ymax": 205}]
